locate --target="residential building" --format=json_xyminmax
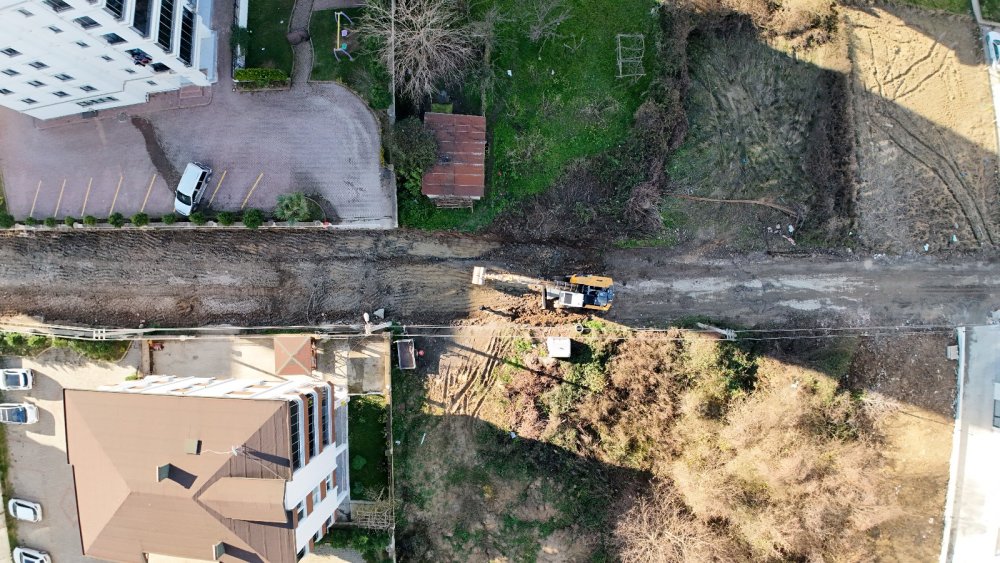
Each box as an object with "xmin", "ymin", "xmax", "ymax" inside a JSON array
[
  {"xmin": 421, "ymin": 112, "xmax": 486, "ymax": 207},
  {"xmin": 0, "ymin": 0, "xmax": 216, "ymax": 119},
  {"xmin": 65, "ymin": 374, "xmax": 350, "ymax": 563}
]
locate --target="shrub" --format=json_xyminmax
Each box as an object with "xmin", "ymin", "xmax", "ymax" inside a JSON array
[
  {"xmin": 24, "ymin": 217, "xmax": 37, "ymax": 227},
  {"xmin": 161, "ymin": 214, "xmax": 177, "ymax": 225},
  {"xmin": 216, "ymin": 211, "xmax": 236, "ymax": 226},
  {"xmin": 63, "ymin": 216, "xmax": 76, "ymax": 227},
  {"xmin": 82, "ymin": 215, "xmax": 97, "ymax": 226},
  {"xmin": 233, "ymin": 67, "xmax": 289, "ymax": 88},
  {"xmin": 242, "ymin": 208, "xmax": 264, "ymax": 229},
  {"xmin": 108, "ymin": 212, "xmax": 125, "ymax": 228},
  {"xmin": 130, "ymin": 212, "xmax": 149, "ymax": 227},
  {"xmin": 386, "ymin": 117, "xmax": 438, "ymax": 175},
  {"xmin": 0, "ymin": 212, "xmax": 15, "ymax": 228},
  {"xmin": 274, "ymin": 193, "xmax": 313, "ymax": 223},
  {"xmin": 189, "ymin": 211, "xmax": 207, "ymax": 226},
  {"xmin": 43, "ymin": 217, "xmax": 57, "ymax": 228}
]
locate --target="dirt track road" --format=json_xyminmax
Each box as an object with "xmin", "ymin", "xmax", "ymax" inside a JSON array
[{"xmin": 0, "ymin": 231, "xmax": 997, "ymax": 328}]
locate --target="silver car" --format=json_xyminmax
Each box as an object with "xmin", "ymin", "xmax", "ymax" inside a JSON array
[
  {"xmin": 0, "ymin": 403, "xmax": 38, "ymax": 425},
  {"xmin": 7, "ymin": 499, "xmax": 42, "ymax": 522},
  {"xmin": 0, "ymin": 369, "xmax": 32, "ymax": 391}
]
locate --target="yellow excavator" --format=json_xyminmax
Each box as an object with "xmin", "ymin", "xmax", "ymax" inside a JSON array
[{"xmin": 471, "ymin": 267, "xmax": 616, "ymax": 312}]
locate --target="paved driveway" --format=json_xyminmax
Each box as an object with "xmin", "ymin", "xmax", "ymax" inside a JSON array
[{"xmin": 2, "ymin": 347, "xmax": 139, "ymax": 563}]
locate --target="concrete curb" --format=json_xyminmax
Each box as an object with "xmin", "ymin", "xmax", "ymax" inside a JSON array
[
  {"xmin": 939, "ymin": 326, "xmax": 967, "ymax": 563},
  {"xmin": 3, "ymin": 219, "xmax": 394, "ymax": 232}
]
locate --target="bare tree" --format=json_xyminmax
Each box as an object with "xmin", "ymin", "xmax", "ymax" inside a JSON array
[
  {"xmin": 361, "ymin": 0, "xmax": 476, "ymax": 101},
  {"xmin": 612, "ymin": 481, "xmax": 723, "ymax": 563},
  {"xmin": 528, "ymin": 0, "xmax": 571, "ymax": 44}
]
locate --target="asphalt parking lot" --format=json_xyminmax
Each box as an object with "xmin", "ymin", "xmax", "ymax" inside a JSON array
[{"xmin": 2, "ymin": 346, "xmax": 138, "ymax": 563}]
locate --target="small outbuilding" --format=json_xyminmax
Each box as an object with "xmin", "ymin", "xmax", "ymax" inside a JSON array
[{"xmin": 421, "ymin": 112, "xmax": 486, "ymax": 207}]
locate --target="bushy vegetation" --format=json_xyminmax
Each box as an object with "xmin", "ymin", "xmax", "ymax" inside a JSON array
[
  {"xmin": 63, "ymin": 216, "xmax": 76, "ymax": 227},
  {"xmin": 0, "ymin": 332, "xmax": 130, "ymax": 362},
  {"xmin": 348, "ymin": 395, "xmax": 389, "ymax": 500},
  {"xmin": 108, "ymin": 212, "xmax": 125, "ymax": 228},
  {"xmin": 160, "ymin": 214, "xmax": 177, "ymax": 225},
  {"xmin": 242, "ymin": 208, "xmax": 265, "ymax": 229},
  {"xmin": 310, "ymin": 9, "xmax": 393, "ymax": 109},
  {"xmin": 188, "ymin": 211, "xmax": 207, "ymax": 226},
  {"xmin": 0, "ymin": 213, "xmax": 13, "ymax": 229},
  {"xmin": 273, "ymin": 193, "xmax": 315, "ymax": 223},
  {"xmin": 216, "ymin": 211, "xmax": 237, "ymax": 226},
  {"xmin": 323, "ymin": 528, "xmax": 391, "ymax": 563},
  {"xmin": 131, "ymin": 212, "xmax": 149, "ymax": 227},
  {"xmin": 233, "ymin": 67, "xmax": 290, "ymax": 88},
  {"xmin": 43, "ymin": 217, "xmax": 57, "ymax": 228},
  {"xmin": 82, "ymin": 215, "xmax": 97, "ymax": 226}
]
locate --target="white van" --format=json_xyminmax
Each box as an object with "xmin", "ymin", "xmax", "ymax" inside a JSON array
[{"xmin": 173, "ymin": 162, "xmax": 213, "ymax": 216}]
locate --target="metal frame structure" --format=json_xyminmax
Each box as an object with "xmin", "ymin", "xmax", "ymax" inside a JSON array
[{"xmin": 615, "ymin": 33, "xmax": 646, "ymax": 79}]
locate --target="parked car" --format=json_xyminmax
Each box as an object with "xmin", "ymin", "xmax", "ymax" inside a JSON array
[
  {"xmin": 0, "ymin": 403, "xmax": 38, "ymax": 425},
  {"xmin": 7, "ymin": 499, "xmax": 42, "ymax": 522},
  {"xmin": 0, "ymin": 368, "xmax": 32, "ymax": 391},
  {"xmin": 13, "ymin": 548, "xmax": 50, "ymax": 563},
  {"xmin": 173, "ymin": 162, "xmax": 213, "ymax": 216},
  {"xmin": 988, "ymin": 30, "xmax": 1000, "ymax": 69}
]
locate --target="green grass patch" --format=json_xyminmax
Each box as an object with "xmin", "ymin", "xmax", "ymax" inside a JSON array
[
  {"xmin": 348, "ymin": 395, "xmax": 389, "ymax": 500},
  {"xmin": 899, "ymin": 0, "xmax": 972, "ymax": 15},
  {"xmin": 244, "ymin": 0, "xmax": 294, "ymax": 74},
  {"xmin": 401, "ymin": 0, "xmax": 660, "ymax": 230},
  {"xmin": 0, "ymin": 332, "xmax": 130, "ymax": 362},
  {"xmin": 310, "ymin": 9, "xmax": 392, "ymax": 109},
  {"xmin": 322, "ymin": 528, "xmax": 391, "ymax": 563}
]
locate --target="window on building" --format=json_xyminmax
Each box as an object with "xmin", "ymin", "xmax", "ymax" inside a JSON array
[
  {"xmin": 306, "ymin": 392, "xmax": 317, "ymax": 459},
  {"xmin": 74, "ymin": 16, "xmax": 100, "ymax": 29},
  {"xmin": 28, "ymin": 61, "xmax": 48, "ymax": 70},
  {"xmin": 994, "ymin": 399, "xmax": 1000, "ymax": 428},
  {"xmin": 104, "ymin": 0, "xmax": 125, "ymax": 20},
  {"xmin": 312, "ymin": 486, "xmax": 321, "ymax": 506},
  {"xmin": 296, "ymin": 501, "xmax": 306, "ymax": 520},
  {"xmin": 75, "ymin": 41, "xmax": 89, "ymax": 48},
  {"xmin": 325, "ymin": 473, "xmax": 334, "ymax": 493},
  {"xmin": 179, "ymin": 8, "xmax": 195, "ymax": 65},
  {"xmin": 132, "ymin": 0, "xmax": 153, "ymax": 36},
  {"xmin": 314, "ymin": 529, "xmax": 322, "ymax": 542},
  {"xmin": 100, "ymin": 55, "xmax": 113, "ymax": 61},
  {"xmin": 2, "ymin": 69, "xmax": 19, "ymax": 77},
  {"xmin": 296, "ymin": 548, "xmax": 306, "ymax": 561},
  {"xmin": 125, "ymin": 68, "xmax": 136, "ymax": 74},
  {"xmin": 151, "ymin": 62, "xmax": 169, "ymax": 73},
  {"xmin": 156, "ymin": 0, "xmax": 175, "ymax": 50},
  {"xmin": 290, "ymin": 400, "xmax": 302, "ymax": 471},
  {"xmin": 0, "ymin": 88, "xmax": 12, "ymax": 95},
  {"xmin": 146, "ymin": 80, "xmax": 156, "ymax": 85},
  {"xmin": 80, "ymin": 85, "xmax": 97, "ymax": 92},
  {"xmin": 47, "ymin": 25, "xmax": 63, "ymax": 33},
  {"xmin": 27, "ymin": 80, "xmax": 45, "ymax": 87},
  {"xmin": 103, "ymin": 33, "xmax": 126, "ymax": 45},
  {"xmin": 75, "ymin": 96, "xmax": 118, "ymax": 107},
  {"xmin": 2, "ymin": 48, "xmax": 21, "ymax": 57},
  {"xmin": 52, "ymin": 91, "xmax": 69, "ymax": 98},
  {"xmin": 42, "ymin": 0, "xmax": 71, "ymax": 12},
  {"xmin": 21, "ymin": 98, "xmax": 36, "ymax": 105},
  {"xmin": 54, "ymin": 73, "xmax": 73, "ymax": 81},
  {"xmin": 17, "ymin": 8, "xmax": 33, "ymax": 16},
  {"xmin": 320, "ymin": 387, "xmax": 331, "ymax": 445}
]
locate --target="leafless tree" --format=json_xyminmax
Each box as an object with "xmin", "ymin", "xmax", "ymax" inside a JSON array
[
  {"xmin": 361, "ymin": 0, "xmax": 476, "ymax": 101},
  {"xmin": 528, "ymin": 0, "xmax": 571, "ymax": 44},
  {"xmin": 612, "ymin": 482, "xmax": 719, "ymax": 563}
]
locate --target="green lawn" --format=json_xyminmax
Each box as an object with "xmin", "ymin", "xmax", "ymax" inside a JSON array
[
  {"xmin": 898, "ymin": 0, "xmax": 972, "ymax": 13},
  {"xmin": 401, "ymin": 0, "xmax": 660, "ymax": 230},
  {"xmin": 310, "ymin": 9, "xmax": 392, "ymax": 109},
  {"xmin": 245, "ymin": 0, "xmax": 294, "ymax": 73},
  {"xmin": 348, "ymin": 395, "xmax": 389, "ymax": 500},
  {"xmin": 982, "ymin": 0, "xmax": 1000, "ymax": 19}
]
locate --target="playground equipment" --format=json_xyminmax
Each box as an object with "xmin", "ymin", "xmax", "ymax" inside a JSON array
[{"xmin": 333, "ymin": 11, "xmax": 354, "ymax": 61}]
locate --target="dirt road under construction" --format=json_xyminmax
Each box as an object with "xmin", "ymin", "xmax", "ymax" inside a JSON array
[{"xmin": 0, "ymin": 230, "xmax": 997, "ymax": 328}]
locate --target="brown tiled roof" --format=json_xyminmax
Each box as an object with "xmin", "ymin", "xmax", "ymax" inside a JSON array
[
  {"xmin": 421, "ymin": 113, "xmax": 486, "ymax": 198},
  {"xmin": 274, "ymin": 335, "xmax": 313, "ymax": 376},
  {"xmin": 65, "ymin": 390, "xmax": 295, "ymax": 563}
]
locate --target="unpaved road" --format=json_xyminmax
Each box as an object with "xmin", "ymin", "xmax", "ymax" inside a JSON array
[{"xmin": 0, "ymin": 231, "xmax": 997, "ymax": 328}]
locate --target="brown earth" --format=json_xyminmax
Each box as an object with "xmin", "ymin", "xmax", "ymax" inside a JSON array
[{"xmin": 847, "ymin": 4, "xmax": 1000, "ymax": 252}]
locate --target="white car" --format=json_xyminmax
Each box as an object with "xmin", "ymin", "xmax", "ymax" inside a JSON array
[
  {"xmin": 13, "ymin": 548, "xmax": 50, "ymax": 563},
  {"xmin": 7, "ymin": 499, "xmax": 42, "ymax": 522},
  {"xmin": 987, "ymin": 30, "xmax": 1000, "ymax": 69},
  {"xmin": 173, "ymin": 162, "xmax": 212, "ymax": 216},
  {"xmin": 0, "ymin": 369, "xmax": 32, "ymax": 391},
  {"xmin": 0, "ymin": 404, "xmax": 38, "ymax": 425}
]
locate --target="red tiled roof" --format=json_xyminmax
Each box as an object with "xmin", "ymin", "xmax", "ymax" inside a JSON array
[
  {"xmin": 274, "ymin": 335, "xmax": 313, "ymax": 376},
  {"xmin": 421, "ymin": 113, "xmax": 486, "ymax": 198}
]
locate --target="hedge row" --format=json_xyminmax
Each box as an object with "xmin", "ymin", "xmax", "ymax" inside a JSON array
[
  {"xmin": 233, "ymin": 67, "xmax": 290, "ymax": 88},
  {"xmin": 0, "ymin": 209, "xmax": 265, "ymax": 230}
]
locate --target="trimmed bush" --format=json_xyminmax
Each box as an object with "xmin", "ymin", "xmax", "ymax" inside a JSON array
[
  {"xmin": 161, "ymin": 214, "xmax": 177, "ymax": 225},
  {"xmin": 108, "ymin": 212, "xmax": 125, "ymax": 228},
  {"xmin": 24, "ymin": 217, "xmax": 37, "ymax": 227},
  {"xmin": 242, "ymin": 208, "xmax": 264, "ymax": 230},
  {"xmin": 189, "ymin": 211, "xmax": 207, "ymax": 226},
  {"xmin": 63, "ymin": 216, "xmax": 76, "ymax": 227},
  {"xmin": 386, "ymin": 117, "xmax": 438, "ymax": 175},
  {"xmin": 131, "ymin": 212, "xmax": 149, "ymax": 227},
  {"xmin": 216, "ymin": 211, "xmax": 237, "ymax": 226},
  {"xmin": 43, "ymin": 217, "xmax": 57, "ymax": 228},
  {"xmin": 82, "ymin": 215, "xmax": 97, "ymax": 226},
  {"xmin": 0, "ymin": 213, "xmax": 15, "ymax": 228},
  {"xmin": 274, "ymin": 193, "xmax": 313, "ymax": 224},
  {"xmin": 233, "ymin": 67, "xmax": 289, "ymax": 88}
]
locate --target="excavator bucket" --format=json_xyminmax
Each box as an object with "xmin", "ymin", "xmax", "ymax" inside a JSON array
[{"xmin": 472, "ymin": 266, "xmax": 486, "ymax": 285}]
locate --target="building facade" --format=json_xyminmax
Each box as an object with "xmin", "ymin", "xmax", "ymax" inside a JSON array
[
  {"xmin": 0, "ymin": 0, "xmax": 215, "ymax": 120},
  {"xmin": 65, "ymin": 375, "xmax": 351, "ymax": 563}
]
